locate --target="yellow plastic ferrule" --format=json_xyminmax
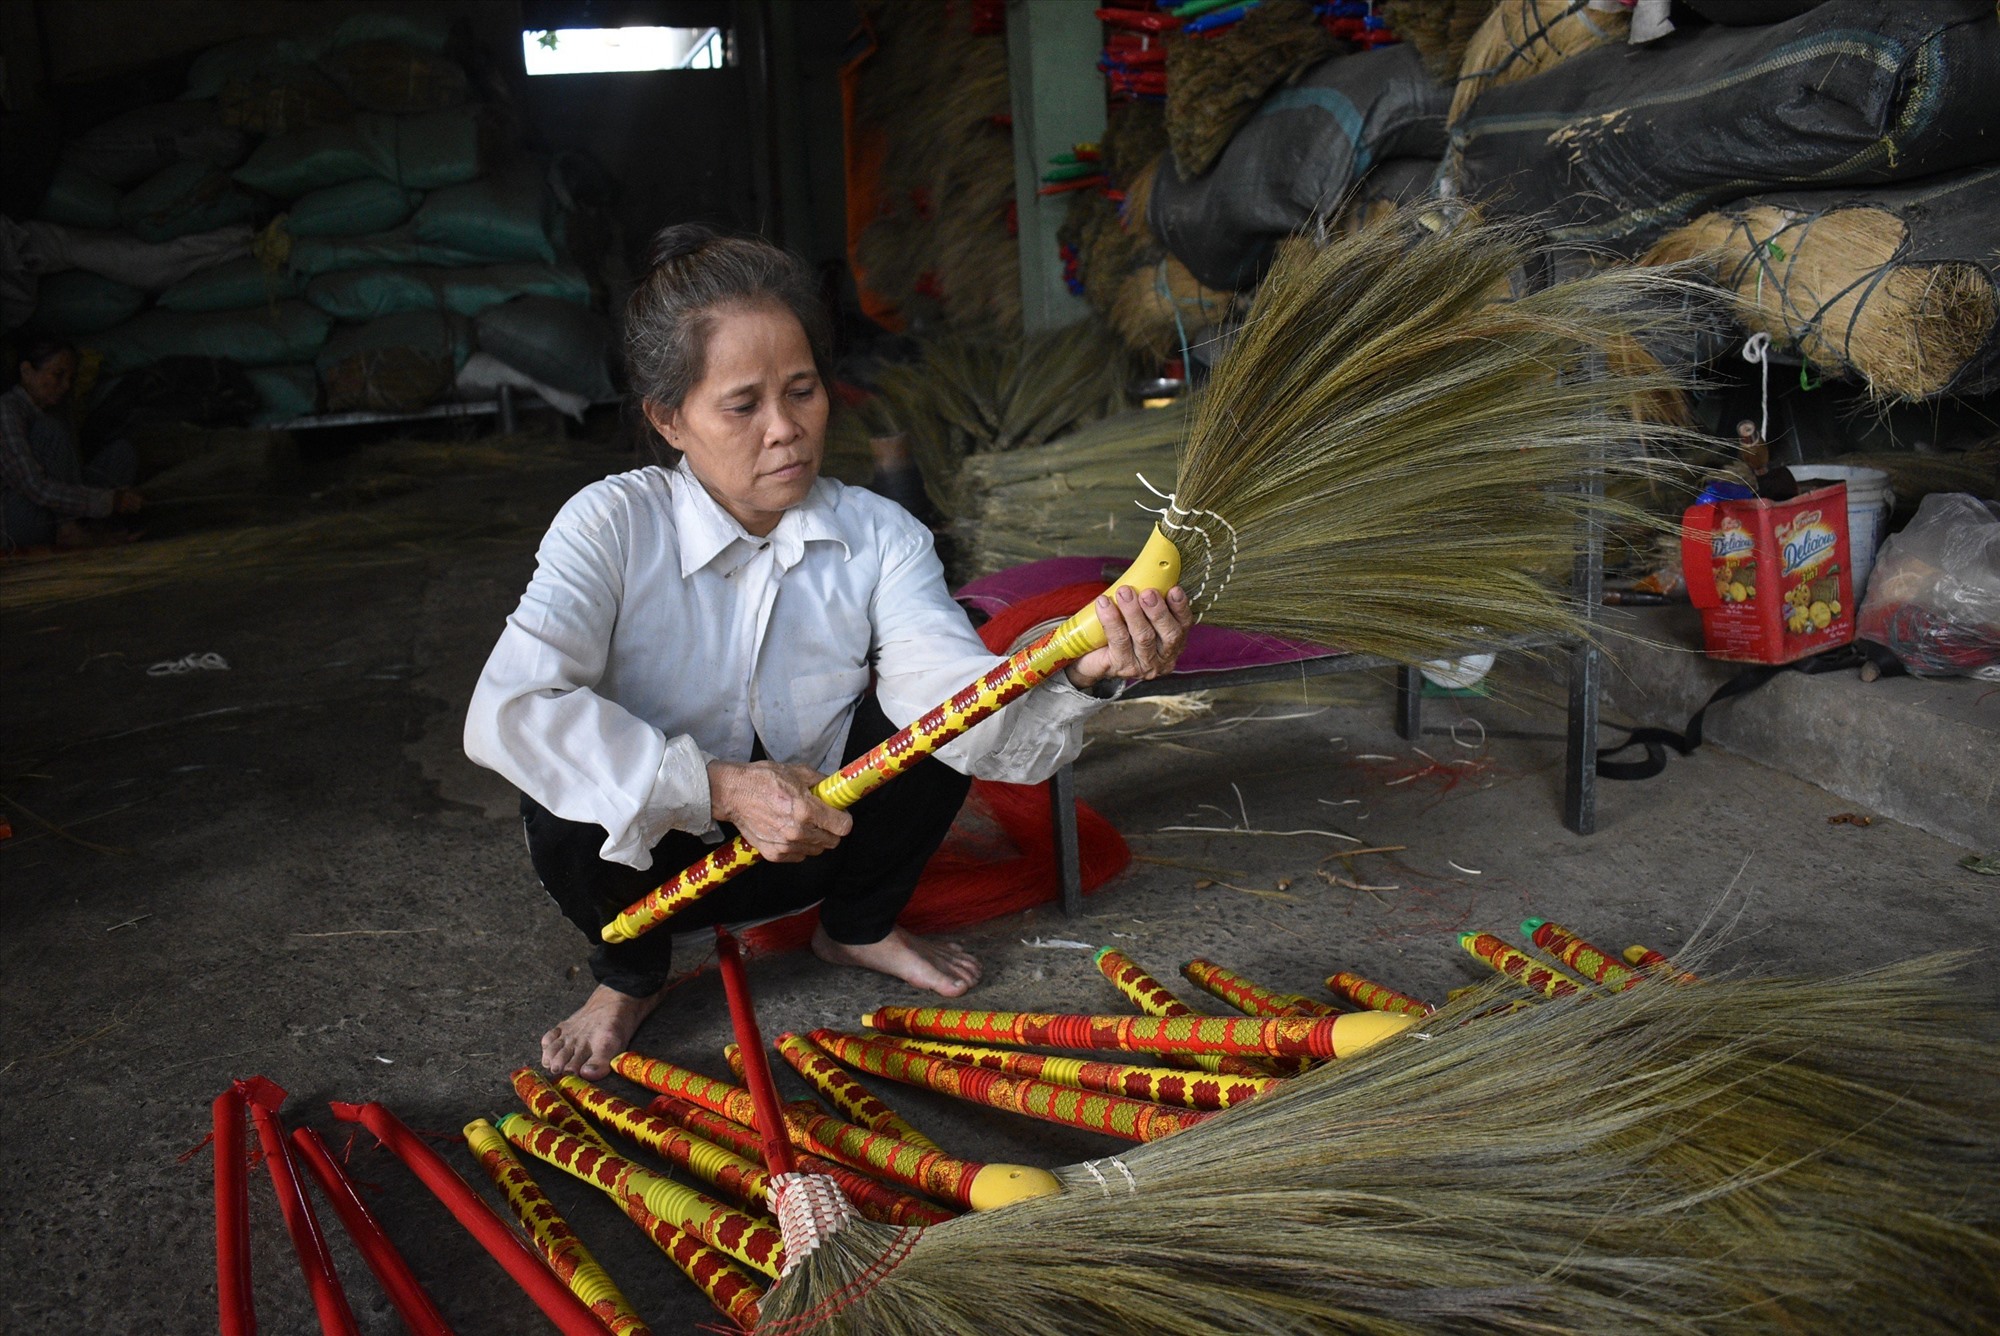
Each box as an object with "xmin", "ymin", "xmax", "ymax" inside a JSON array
[
  {"xmin": 1328, "ymin": 1010, "xmax": 1420, "ymax": 1056},
  {"xmin": 1045, "ymin": 525, "xmax": 1183, "ymax": 660},
  {"xmin": 965, "ymin": 1162, "xmax": 1064, "ymax": 1210}
]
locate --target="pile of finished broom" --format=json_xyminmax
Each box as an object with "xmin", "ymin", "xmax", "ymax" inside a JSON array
[{"xmin": 208, "ymin": 911, "xmax": 2000, "ymax": 1334}]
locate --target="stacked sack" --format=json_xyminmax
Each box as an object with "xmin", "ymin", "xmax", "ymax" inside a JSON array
[
  {"xmin": 1121, "ymin": 0, "xmax": 2000, "ymax": 406},
  {"xmin": 17, "ymin": 12, "xmax": 615, "ymax": 426}
]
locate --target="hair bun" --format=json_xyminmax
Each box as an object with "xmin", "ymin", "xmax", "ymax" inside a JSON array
[{"xmin": 646, "ymin": 223, "xmax": 719, "ymax": 269}]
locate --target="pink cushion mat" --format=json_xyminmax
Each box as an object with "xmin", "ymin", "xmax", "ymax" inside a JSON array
[{"xmin": 955, "ymin": 556, "xmax": 1337, "ymax": 675}]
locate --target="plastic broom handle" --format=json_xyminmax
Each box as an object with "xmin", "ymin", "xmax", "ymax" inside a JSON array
[{"xmin": 600, "ymin": 527, "xmax": 1181, "ymax": 943}]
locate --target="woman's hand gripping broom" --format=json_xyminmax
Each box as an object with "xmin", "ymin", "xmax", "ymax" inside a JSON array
[{"xmin": 599, "ymin": 529, "xmax": 1183, "ymax": 944}]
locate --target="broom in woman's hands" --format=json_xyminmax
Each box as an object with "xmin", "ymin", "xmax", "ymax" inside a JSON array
[{"xmin": 603, "ymin": 207, "xmax": 1698, "ymax": 945}]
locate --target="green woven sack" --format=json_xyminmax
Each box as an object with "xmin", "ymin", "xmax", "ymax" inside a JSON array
[
  {"xmin": 475, "ymin": 296, "xmax": 616, "ymax": 402},
  {"xmin": 304, "ymin": 262, "xmax": 589, "ymax": 321},
  {"xmin": 233, "ymin": 109, "xmax": 482, "ymax": 198},
  {"xmin": 89, "ymin": 302, "xmax": 332, "ymax": 375},
  {"xmin": 159, "ymin": 256, "xmax": 303, "ymax": 313},
  {"xmin": 32, "ymin": 271, "xmax": 146, "ymax": 335},
  {"xmin": 246, "ymin": 363, "xmax": 321, "ymax": 422},
  {"xmin": 285, "ymin": 225, "xmax": 491, "ymax": 280},
  {"xmin": 410, "ymin": 166, "xmax": 553, "ymax": 262},
  {"xmin": 287, "ymin": 178, "xmax": 421, "ymax": 237},
  {"xmin": 186, "ymin": 34, "xmax": 333, "ymax": 100},
  {"xmin": 37, "ymin": 163, "xmax": 122, "ymax": 230}
]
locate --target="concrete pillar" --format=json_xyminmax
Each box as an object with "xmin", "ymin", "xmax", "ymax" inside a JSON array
[{"xmin": 1006, "ymin": 0, "xmax": 1104, "ymax": 332}]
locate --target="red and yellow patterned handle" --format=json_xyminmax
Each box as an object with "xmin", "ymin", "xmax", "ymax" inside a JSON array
[
  {"xmin": 648, "ymin": 1095, "xmax": 956, "ymax": 1227},
  {"xmin": 1093, "ymin": 948, "xmax": 1276, "ymax": 1079},
  {"xmin": 775, "ymin": 1032, "xmax": 942, "ymax": 1151},
  {"xmin": 1324, "ymin": 970, "xmax": 1435, "ymax": 1017},
  {"xmin": 508, "ymin": 1068, "xmax": 766, "ymax": 1324},
  {"xmin": 1522, "ymin": 919, "xmax": 1638, "ymax": 990},
  {"xmin": 1461, "ymin": 931, "xmax": 1587, "ymax": 1000},
  {"xmin": 810, "ymin": 1030, "xmax": 1212, "ymax": 1142},
  {"xmin": 846, "ymin": 1033, "xmax": 1276, "ymax": 1111},
  {"xmin": 861, "ymin": 1004, "xmax": 1416, "ymax": 1060},
  {"xmin": 1624, "ymin": 943, "xmax": 1701, "ymax": 983},
  {"xmin": 614, "ymin": 1051, "xmax": 1061, "ymax": 1212},
  {"xmin": 1183, "ymin": 959, "xmax": 1338, "ymax": 1018},
  {"xmin": 463, "ymin": 1119, "xmax": 652, "ymax": 1336},
  {"xmin": 600, "ymin": 528, "xmax": 1183, "ymax": 943},
  {"xmin": 497, "ymin": 1112, "xmax": 787, "ymax": 1277},
  {"xmin": 556, "ymin": 1077, "xmax": 773, "ymax": 1212}
]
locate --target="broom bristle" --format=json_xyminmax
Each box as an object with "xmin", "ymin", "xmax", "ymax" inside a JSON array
[
  {"xmin": 1449, "ymin": 0, "xmax": 1629, "ymax": 124},
  {"xmin": 762, "ymin": 954, "xmax": 2000, "ymax": 1333},
  {"xmin": 1642, "ymin": 202, "xmax": 1997, "ymax": 402},
  {"xmin": 1169, "ymin": 209, "xmax": 1703, "ymax": 664}
]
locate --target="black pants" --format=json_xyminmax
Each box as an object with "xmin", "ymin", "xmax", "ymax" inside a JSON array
[{"xmin": 521, "ymin": 692, "xmax": 971, "ymax": 996}]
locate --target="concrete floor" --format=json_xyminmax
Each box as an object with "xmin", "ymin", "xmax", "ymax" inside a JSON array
[{"xmin": 3, "ymin": 439, "xmax": 1994, "ymax": 1333}]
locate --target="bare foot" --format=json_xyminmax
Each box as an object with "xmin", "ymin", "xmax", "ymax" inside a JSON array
[
  {"xmin": 541, "ymin": 982, "xmax": 671, "ymax": 1079},
  {"xmin": 811, "ymin": 924, "xmax": 981, "ymax": 997}
]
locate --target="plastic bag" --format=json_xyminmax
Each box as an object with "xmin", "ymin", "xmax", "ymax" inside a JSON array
[{"xmin": 1856, "ymin": 492, "xmax": 2000, "ymax": 680}]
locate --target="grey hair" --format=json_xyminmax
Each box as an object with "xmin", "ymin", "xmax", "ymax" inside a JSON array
[{"xmin": 624, "ymin": 224, "xmax": 834, "ymax": 423}]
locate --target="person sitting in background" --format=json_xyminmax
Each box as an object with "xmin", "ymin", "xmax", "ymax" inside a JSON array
[{"xmin": 1, "ymin": 337, "xmax": 142, "ymax": 552}]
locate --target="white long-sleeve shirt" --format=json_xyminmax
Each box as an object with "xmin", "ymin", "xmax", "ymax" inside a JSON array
[{"xmin": 464, "ymin": 464, "xmax": 1103, "ymax": 869}]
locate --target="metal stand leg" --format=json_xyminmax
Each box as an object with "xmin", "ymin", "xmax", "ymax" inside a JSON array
[
  {"xmin": 1051, "ymin": 763, "xmax": 1083, "ymax": 917},
  {"xmin": 1395, "ymin": 665, "xmax": 1423, "ymax": 741},
  {"xmin": 497, "ymin": 383, "xmax": 518, "ymax": 436},
  {"xmin": 1563, "ymin": 353, "xmax": 1607, "ymax": 836}
]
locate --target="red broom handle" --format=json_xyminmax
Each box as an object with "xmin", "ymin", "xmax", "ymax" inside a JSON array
[
  {"xmin": 713, "ymin": 927, "xmax": 797, "ymax": 1178},
  {"xmin": 291, "ymin": 1127, "xmax": 457, "ymax": 1336},
  {"xmin": 242, "ymin": 1080, "xmax": 359, "ymax": 1336},
  {"xmin": 211, "ymin": 1086, "xmax": 256, "ymax": 1336},
  {"xmin": 329, "ymin": 1100, "xmax": 612, "ymax": 1336}
]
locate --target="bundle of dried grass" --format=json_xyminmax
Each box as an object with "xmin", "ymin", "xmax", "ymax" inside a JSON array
[
  {"xmin": 1166, "ymin": 0, "xmax": 1341, "ymax": 179},
  {"xmin": 1449, "ymin": 0, "xmax": 1629, "ymax": 125},
  {"xmin": 1642, "ymin": 203, "xmax": 1998, "ymax": 402},
  {"xmin": 1122, "ymin": 157, "xmax": 1161, "ymax": 250},
  {"xmin": 1109, "ymin": 254, "xmax": 1235, "ymax": 360},
  {"xmin": 951, "ymin": 403, "xmax": 1189, "ymax": 577},
  {"xmin": 1384, "ymin": 0, "xmax": 1499, "ymax": 84},
  {"xmin": 1065, "ymin": 105, "xmax": 1173, "ymax": 342},
  {"xmin": 852, "ymin": 0, "xmax": 1018, "ymax": 332},
  {"xmin": 758, "ymin": 954, "xmax": 2000, "ymax": 1333},
  {"xmin": 861, "ymin": 321, "xmax": 1138, "ymax": 515}
]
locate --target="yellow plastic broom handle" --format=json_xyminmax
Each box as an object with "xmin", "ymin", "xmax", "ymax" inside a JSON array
[{"xmin": 600, "ymin": 527, "xmax": 1183, "ymax": 943}]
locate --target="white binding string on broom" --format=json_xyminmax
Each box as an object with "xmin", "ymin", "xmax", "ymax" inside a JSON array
[
  {"xmin": 1743, "ymin": 331, "xmax": 1772, "ymax": 444},
  {"xmin": 1076, "ymin": 1156, "xmax": 1140, "ymax": 1197},
  {"xmin": 1134, "ymin": 472, "xmax": 1238, "ymax": 607}
]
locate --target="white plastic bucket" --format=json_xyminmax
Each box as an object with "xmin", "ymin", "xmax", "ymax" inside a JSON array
[{"xmin": 1790, "ymin": 465, "xmax": 1895, "ymax": 599}]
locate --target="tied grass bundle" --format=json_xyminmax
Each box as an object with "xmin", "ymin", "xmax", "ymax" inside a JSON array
[
  {"xmin": 1109, "ymin": 253, "xmax": 1235, "ymax": 360},
  {"xmin": 1643, "ymin": 202, "xmax": 1997, "ymax": 403},
  {"xmin": 756, "ymin": 955, "xmax": 2000, "ymax": 1333},
  {"xmin": 1166, "ymin": 208, "xmax": 1697, "ymax": 663},
  {"xmin": 1449, "ymin": 0, "xmax": 1629, "ymax": 125},
  {"xmin": 952, "ymin": 404, "xmax": 1189, "ymax": 578},
  {"xmin": 1165, "ymin": 0, "xmax": 1341, "ymax": 179},
  {"xmin": 862, "ymin": 322, "xmax": 1138, "ymax": 516},
  {"xmin": 852, "ymin": 0, "xmax": 1018, "ymax": 331},
  {"xmin": 1383, "ymin": 0, "xmax": 1500, "ymax": 85}
]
